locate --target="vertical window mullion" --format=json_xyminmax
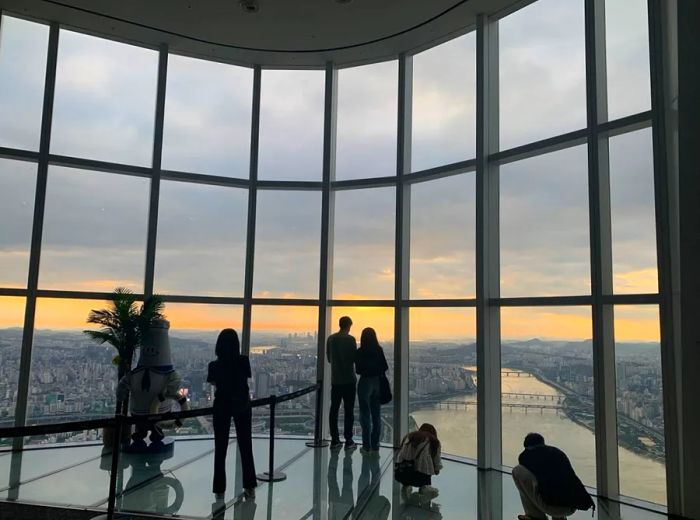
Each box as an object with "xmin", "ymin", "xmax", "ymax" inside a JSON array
[
  {"xmin": 241, "ymin": 66, "xmax": 262, "ymax": 356},
  {"xmin": 314, "ymin": 62, "xmax": 338, "ymax": 446},
  {"xmin": 143, "ymin": 45, "xmax": 168, "ymax": 298},
  {"xmin": 585, "ymin": 0, "xmax": 619, "ymax": 499},
  {"xmin": 14, "ymin": 23, "xmax": 59, "ymax": 449},
  {"xmin": 394, "ymin": 53, "xmax": 412, "ymax": 447},
  {"xmin": 476, "ymin": 13, "xmax": 502, "ymax": 471}
]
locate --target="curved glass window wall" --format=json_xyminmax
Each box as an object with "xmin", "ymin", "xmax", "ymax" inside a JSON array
[{"xmin": 0, "ymin": 0, "xmax": 665, "ymax": 507}]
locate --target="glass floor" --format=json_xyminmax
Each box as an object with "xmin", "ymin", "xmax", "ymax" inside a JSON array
[{"xmin": 0, "ymin": 438, "xmax": 668, "ymax": 519}]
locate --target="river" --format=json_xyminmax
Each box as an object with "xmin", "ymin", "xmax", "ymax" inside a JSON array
[{"xmin": 411, "ymin": 369, "xmax": 666, "ymax": 505}]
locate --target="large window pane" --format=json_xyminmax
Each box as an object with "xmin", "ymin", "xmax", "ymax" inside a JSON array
[
  {"xmin": 258, "ymin": 70, "xmax": 324, "ymax": 181},
  {"xmin": 605, "ymin": 0, "xmax": 651, "ymax": 120},
  {"xmin": 155, "ymin": 181, "xmax": 247, "ymax": 297},
  {"xmin": 501, "ymin": 306, "xmax": 595, "ymax": 487},
  {"xmin": 0, "ymin": 159, "xmax": 36, "ymax": 288},
  {"xmin": 0, "ymin": 16, "xmax": 48, "ymax": 151},
  {"xmin": 409, "ymin": 307, "xmax": 476, "ymax": 459},
  {"xmin": 614, "ymin": 305, "xmax": 666, "ymax": 504},
  {"xmin": 0, "ymin": 296, "xmax": 25, "ymax": 432},
  {"xmin": 610, "ymin": 128, "xmax": 657, "ymax": 294},
  {"xmin": 251, "ymin": 305, "xmax": 318, "ymax": 437},
  {"xmin": 51, "ymin": 30, "xmax": 158, "ymax": 166},
  {"xmin": 39, "ymin": 167, "xmax": 149, "ymax": 292},
  {"xmin": 500, "ymin": 146, "xmax": 590, "ymax": 296},
  {"xmin": 28, "ymin": 299, "xmax": 115, "ymax": 437},
  {"xmin": 164, "ymin": 303, "xmax": 243, "ymax": 436},
  {"xmin": 333, "ymin": 187, "xmax": 395, "ymax": 299},
  {"xmin": 330, "ymin": 306, "xmax": 395, "ymax": 444},
  {"xmin": 253, "ymin": 190, "xmax": 321, "ymax": 298},
  {"xmin": 336, "ymin": 61, "xmax": 397, "ymax": 180},
  {"xmin": 412, "ymin": 33, "xmax": 476, "ymax": 171},
  {"xmin": 162, "ymin": 55, "xmax": 252, "ymax": 177},
  {"xmin": 499, "ymin": 0, "xmax": 586, "ymax": 149},
  {"xmin": 410, "ymin": 174, "xmax": 475, "ymax": 299}
]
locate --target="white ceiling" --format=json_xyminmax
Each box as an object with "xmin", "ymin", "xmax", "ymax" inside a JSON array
[{"xmin": 0, "ymin": 0, "xmax": 524, "ymax": 67}]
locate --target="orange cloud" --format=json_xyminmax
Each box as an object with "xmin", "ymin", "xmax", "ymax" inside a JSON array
[
  {"xmin": 409, "ymin": 307, "xmax": 476, "ymax": 341},
  {"xmin": 165, "ymin": 303, "xmax": 242, "ymax": 331},
  {"xmin": 330, "ymin": 307, "xmax": 395, "ymax": 345},
  {"xmin": 614, "ymin": 268, "xmax": 658, "ymax": 294},
  {"xmin": 614, "ymin": 305, "xmax": 659, "ymax": 342},
  {"xmin": 0, "ymin": 296, "xmax": 26, "ymax": 327},
  {"xmin": 501, "ymin": 307, "xmax": 592, "ymax": 340},
  {"xmin": 35, "ymin": 298, "xmax": 105, "ymax": 329},
  {"xmin": 251, "ymin": 305, "xmax": 318, "ymax": 333}
]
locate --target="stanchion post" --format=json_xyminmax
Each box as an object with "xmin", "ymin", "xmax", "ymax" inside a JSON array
[
  {"xmin": 106, "ymin": 415, "xmax": 122, "ymax": 520},
  {"xmin": 306, "ymin": 382, "xmax": 329, "ymax": 448},
  {"xmin": 257, "ymin": 395, "xmax": 286, "ymax": 482}
]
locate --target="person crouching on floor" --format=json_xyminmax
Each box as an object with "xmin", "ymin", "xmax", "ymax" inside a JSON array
[
  {"xmin": 395, "ymin": 423, "xmax": 442, "ymax": 502},
  {"xmin": 512, "ymin": 432, "xmax": 595, "ymax": 520}
]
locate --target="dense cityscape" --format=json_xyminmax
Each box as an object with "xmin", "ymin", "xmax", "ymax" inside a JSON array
[{"xmin": 0, "ymin": 327, "xmax": 665, "ymax": 466}]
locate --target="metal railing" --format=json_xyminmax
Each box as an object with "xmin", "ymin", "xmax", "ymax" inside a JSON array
[{"xmin": 0, "ymin": 382, "xmax": 323, "ymax": 520}]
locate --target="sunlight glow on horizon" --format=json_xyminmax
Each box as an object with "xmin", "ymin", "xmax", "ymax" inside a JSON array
[{"xmin": 0, "ymin": 296, "xmax": 660, "ymax": 343}]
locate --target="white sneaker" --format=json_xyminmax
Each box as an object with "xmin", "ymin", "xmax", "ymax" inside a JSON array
[{"xmin": 419, "ymin": 485, "xmax": 439, "ymax": 501}]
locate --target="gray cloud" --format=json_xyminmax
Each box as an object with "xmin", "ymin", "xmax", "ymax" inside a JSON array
[
  {"xmin": 605, "ymin": 0, "xmax": 651, "ymax": 120},
  {"xmin": 155, "ymin": 180, "xmax": 248, "ymax": 296},
  {"xmin": 0, "ymin": 5, "xmax": 659, "ymax": 312},
  {"xmin": 258, "ymin": 69, "xmax": 325, "ymax": 181},
  {"xmin": 336, "ymin": 61, "xmax": 397, "ymax": 180},
  {"xmin": 253, "ymin": 190, "xmax": 321, "ymax": 298},
  {"xmin": 0, "ymin": 16, "xmax": 47, "ymax": 151},
  {"xmin": 50, "ymin": 29, "xmax": 159, "ymax": 166},
  {"xmin": 499, "ymin": 0, "xmax": 587, "ymax": 149},
  {"xmin": 161, "ymin": 53, "xmax": 252, "ymax": 177},
  {"xmin": 333, "ymin": 187, "xmax": 395, "ymax": 299},
  {"xmin": 410, "ymin": 173, "xmax": 476, "ymax": 298},
  {"xmin": 500, "ymin": 145, "xmax": 591, "ymax": 296},
  {"xmin": 38, "ymin": 165, "xmax": 150, "ymax": 291},
  {"xmin": 0, "ymin": 159, "xmax": 36, "ymax": 287},
  {"xmin": 411, "ymin": 32, "xmax": 477, "ymax": 171}
]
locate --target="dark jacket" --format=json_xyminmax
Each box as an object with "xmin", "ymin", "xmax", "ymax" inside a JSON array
[
  {"xmin": 326, "ymin": 331, "xmax": 357, "ymax": 385},
  {"xmin": 518, "ymin": 445, "xmax": 594, "ymax": 510},
  {"xmin": 207, "ymin": 356, "xmax": 252, "ymax": 402},
  {"xmin": 355, "ymin": 346, "xmax": 389, "ymax": 377}
]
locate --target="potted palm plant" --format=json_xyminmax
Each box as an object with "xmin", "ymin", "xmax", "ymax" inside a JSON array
[{"xmin": 84, "ymin": 288, "xmax": 165, "ymax": 443}]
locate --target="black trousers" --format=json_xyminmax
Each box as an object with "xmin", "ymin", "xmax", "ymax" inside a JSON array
[
  {"xmin": 213, "ymin": 399, "xmax": 257, "ymax": 493},
  {"xmin": 329, "ymin": 382, "xmax": 356, "ymax": 442}
]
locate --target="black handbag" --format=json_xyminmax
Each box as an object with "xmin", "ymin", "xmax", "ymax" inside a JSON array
[
  {"xmin": 379, "ymin": 374, "xmax": 392, "ymax": 404},
  {"xmin": 394, "ymin": 441, "xmax": 429, "ymax": 485}
]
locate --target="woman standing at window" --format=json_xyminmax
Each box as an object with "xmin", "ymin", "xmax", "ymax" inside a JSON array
[
  {"xmin": 208, "ymin": 329, "xmax": 257, "ymax": 498},
  {"xmin": 355, "ymin": 327, "xmax": 389, "ymax": 453}
]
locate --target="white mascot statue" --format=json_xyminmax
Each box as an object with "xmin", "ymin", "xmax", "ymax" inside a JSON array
[{"xmin": 117, "ymin": 319, "xmax": 189, "ymax": 445}]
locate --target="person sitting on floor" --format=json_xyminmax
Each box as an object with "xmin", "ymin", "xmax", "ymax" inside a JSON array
[
  {"xmin": 395, "ymin": 423, "xmax": 443, "ymax": 503},
  {"xmin": 512, "ymin": 432, "xmax": 595, "ymax": 520}
]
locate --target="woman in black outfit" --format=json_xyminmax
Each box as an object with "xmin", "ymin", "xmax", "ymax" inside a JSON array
[
  {"xmin": 207, "ymin": 329, "xmax": 257, "ymax": 498},
  {"xmin": 355, "ymin": 327, "xmax": 389, "ymax": 453}
]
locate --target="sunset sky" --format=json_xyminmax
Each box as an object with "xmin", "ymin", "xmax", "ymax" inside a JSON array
[{"xmin": 0, "ymin": 0, "xmax": 658, "ymax": 342}]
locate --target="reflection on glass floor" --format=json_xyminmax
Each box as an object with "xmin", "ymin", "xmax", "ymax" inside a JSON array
[{"xmin": 0, "ymin": 438, "xmax": 669, "ymax": 520}]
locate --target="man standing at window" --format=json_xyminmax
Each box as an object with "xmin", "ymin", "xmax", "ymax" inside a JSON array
[{"xmin": 327, "ymin": 316, "xmax": 358, "ymax": 450}]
